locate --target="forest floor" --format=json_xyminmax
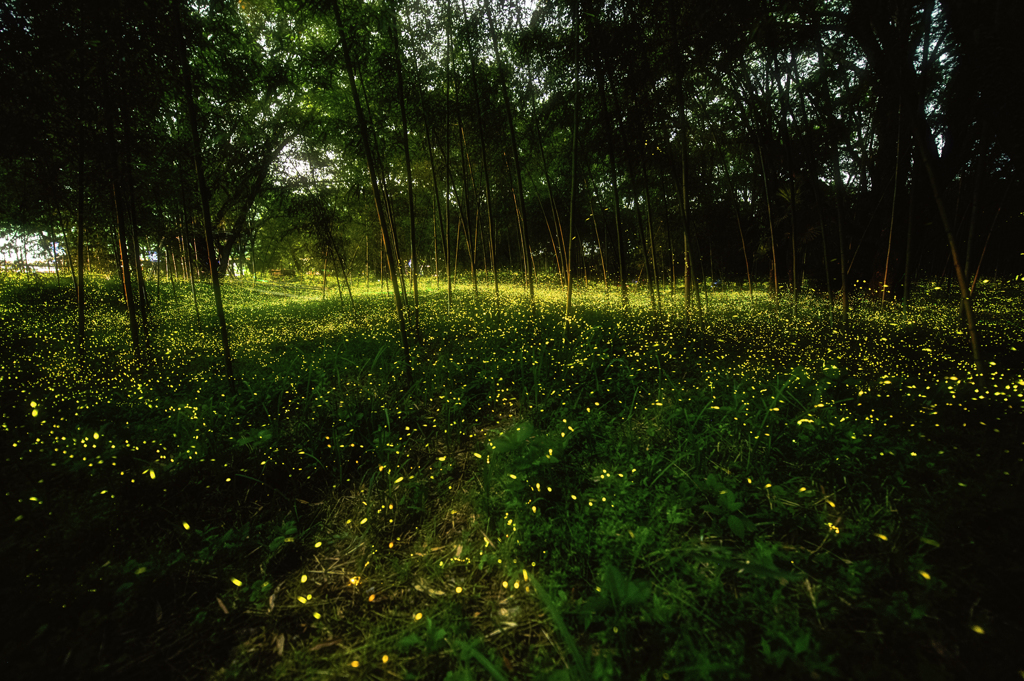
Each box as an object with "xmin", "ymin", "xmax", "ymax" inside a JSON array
[{"xmin": 1, "ymin": 272, "xmax": 1022, "ymax": 680}]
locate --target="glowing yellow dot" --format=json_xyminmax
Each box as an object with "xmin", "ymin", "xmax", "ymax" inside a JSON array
[{"xmin": 414, "ymin": 612, "xmax": 423, "ymax": 620}]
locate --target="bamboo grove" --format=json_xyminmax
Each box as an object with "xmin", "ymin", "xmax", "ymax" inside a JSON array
[{"xmin": 1, "ymin": 0, "xmax": 1021, "ymax": 368}]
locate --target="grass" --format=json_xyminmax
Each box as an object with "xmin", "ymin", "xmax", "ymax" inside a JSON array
[{"xmin": 1, "ymin": 270, "xmax": 1022, "ymax": 680}]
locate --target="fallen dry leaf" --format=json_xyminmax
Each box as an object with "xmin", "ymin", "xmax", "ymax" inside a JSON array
[{"xmin": 310, "ymin": 638, "xmax": 346, "ymax": 651}]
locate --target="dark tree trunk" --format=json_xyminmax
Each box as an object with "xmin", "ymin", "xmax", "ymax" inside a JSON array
[
  {"xmin": 597, "ymin": 68, "xmax": 627, "ymax": 302},
  {"xmin": 76, "ymin": 110, "xmax": 86, "ymax": 350},
  {"xmin": 332, "ymin": 0, "xmax": 412, "ymax": 382},
  {"xmin": 391, "ymin": 14, "xmax": 421, "ymax": 339},
  {"xmin": 462, "ymin": 0, "xmax": 499, "ymax": 302},
  {"xmin": 910, "ymin": 95, "xmax": 984, "ymax": 375},
  {"xmin": 484, "ymin": 0, "xmax": 532, "ymax": 301},
  {"xmin": 176, "ymin": 0, "xmax": 235, "ymax": 386}
]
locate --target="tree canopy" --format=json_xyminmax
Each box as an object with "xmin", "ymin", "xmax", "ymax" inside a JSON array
[{"xmin": 1, "ymin": 0, "xmax": 1019, "ymax": 300}]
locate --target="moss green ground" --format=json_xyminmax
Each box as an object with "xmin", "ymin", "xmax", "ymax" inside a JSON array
[{"xmin": 1, "ymin": 272, "xmax": 1022, "ymax": 680}]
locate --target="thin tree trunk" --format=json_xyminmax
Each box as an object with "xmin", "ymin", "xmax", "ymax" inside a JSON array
[
  {"xmin": 176, "ymin": 0, "xmax": 234, "ymax": 385},
  {"xmin": 964, "ymin": 125, "xmax": 986, "ymax": 297},
  {"xmin": 183, "ymin": 233, "xmax": 199, "ymax": 321},
  {"xmin": 390, "ymin": 17, "xmax": 420, "ymax": 339},
  {"xmin": 597, "ymin": 68, "xmax": 626, "ymax": 302},
  {"xmin": 584, "ymin": 177, "xmax": 608, "ymax": 292},
  {"xmin": 322, "ymin": 246, "xmax": 329, "ymax": 299},
  {"xmin": 462, "ymin": 0, "xmax": 499, "ymax": 302},
  {"xmin": 534, "ymin": 142, "xmax": 565, "ymax": 286},
  {"xmin": 504, "ymin": 152, "xmax": 528, "ymax": 291},
  {"xmin": 332, "ymin": 0, "xmax": 411, "ymax": 382},
  {"xmin": 168, "ymin": 245, "xmax": 177, "ymax": 298},
  {"xmin": 635, "ymin": 195, "xmax": 655, "ymax": 309},
  {"xmin": 442, "ymin": 8, "xmax": 454, "ymax": 309},
  {"xmin": 249, "ymin": 221, "xmax": 259, "ymax": 290},
  {"xmin": 641, "ymin": 161, "xmax": 659, "ymax": 311},
  {"xmin": 456, "ymin": 118, "xmax": 478, "ymax": 298},
  {"xmin": 102, "ymin": 70, "xmax": 140, "ymax": 356},
  {"xmin": 154, "ymin": 242, "xmax": 160, "ymax": 302},
  {"xmin": 484, "ymin": 0, "xmax": 532, "ymax": 301},
  {"xmin": 910, "ymin": 98, "xmax": 983, "ymax": 374},
  {"xmin": 112, "ymin": 181, "xmax": 140, "ymax": 356},
  {"xmin": 777, "ymin": 53, "xmax": 799, "ymax": 314},
  {"xmin": 47, "ymin": 225, "xmax": 60, "ymax": 284},
  {"xmin": 831, "ymin": 146, "xmax": 850, "ymax": 323},
  {"xmin": 421, "ymin": 118, "xmax": 444, "ymax": 292},
  {"xmin": 122, "ymin": 112, "xmax": 149, "ymax": 330},
  {"xmin": 76, "ymin": 121, "xmax": 86, "ymax": 349},
  {"xmin": 903, "ymin": 166, "xmax": 915, "ymax": 306},
  {"xmin": 755, "ymin": 135, "xmax": 779, "ymax": 298},
  {"xmin": 531, "ymin": 175, "xmax": 563, "ymax": 285},
  {"xmin": 708, "ymin": 127, "xmax": 753, "ymax": 303},
  {"xmin": 330, "ymin": 235, "xmax": 354, "ymax": 305},
  {"xmin": 735, "ymin": 208, "xmax": 754, "ymax": 303},
  {"xmin": 970, "ymin": 185, "xmax": 1007, "ymax": 297},
  {"xmin": 680, "ymin": 131, "xmax": 692, "ymax": 309},
  {"xmin": 882, "ymin": 103, "xmax": 903, "ymax": 303},
  {"xmin": 565, "ymin": 8, "xmax": 580, "ymax": 316}
]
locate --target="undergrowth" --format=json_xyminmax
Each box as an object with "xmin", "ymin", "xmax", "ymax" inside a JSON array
[{"xmin": 1, "ymin": 272, "xmax": 1022, "ymax": 680}]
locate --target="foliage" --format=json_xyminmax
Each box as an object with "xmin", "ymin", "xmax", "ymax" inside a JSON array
[{"xmin": 1, "ymin": 273, "xmax": 1022, "ymax": 679}]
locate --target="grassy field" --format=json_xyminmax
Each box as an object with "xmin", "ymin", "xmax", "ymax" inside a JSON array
[{"xmin": 1, "ymin": 271, "xmax": 1022, "ymax": 680}]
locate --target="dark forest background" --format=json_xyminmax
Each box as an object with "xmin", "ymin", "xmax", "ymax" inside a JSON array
[{"xmin": 1, "ymin": 0, "xmax": 1021, "ymax": 306}]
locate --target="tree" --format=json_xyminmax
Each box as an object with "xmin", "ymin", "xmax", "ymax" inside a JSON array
[
  {"xmin": 176, "ymin": 0, "xmax": 235, "ymax": 385},
  {"xmin": 331, "ymin": 0, "xmax": 413, "ymax": 382}
]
